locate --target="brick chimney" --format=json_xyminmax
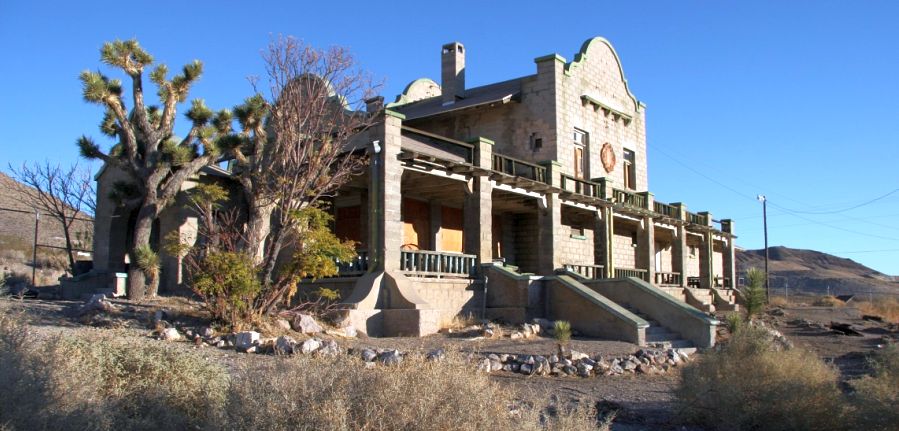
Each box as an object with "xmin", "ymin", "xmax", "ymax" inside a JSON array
[{"xmin": 441, "ymin": 42, "xmax": 465, "ymax": 105}]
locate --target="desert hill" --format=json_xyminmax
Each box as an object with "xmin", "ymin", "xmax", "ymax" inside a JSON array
[{"xmin": 737, "ymin": 246, "xmax": 898, "ymax": 296}]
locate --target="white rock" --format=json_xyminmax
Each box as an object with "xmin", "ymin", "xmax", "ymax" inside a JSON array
[
  {"xmin": 299, "ymin": 338, "xmax": 322, "ymax": 354},
  {"xmin": 235, "ymin": 331, "xmax": 260, "ymax": 352},
  {"xmin": 291, "ymin": 314, "xmax": 323, "ymax": 334},
  {"xmin": 275, "ymin": 318, "xmax": 292, "ymax": 331},
  {"xmin": 161, "ymin": 327, "xmax": 181, "ymax": 341}
]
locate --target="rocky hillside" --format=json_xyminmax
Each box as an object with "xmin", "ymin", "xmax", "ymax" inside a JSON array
[{"xmin": 737, "ymin": 246, "xmax": 899, "ymax": 296}]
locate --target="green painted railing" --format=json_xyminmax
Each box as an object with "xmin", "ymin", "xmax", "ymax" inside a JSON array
[
  {"xmin": 492, "ymin": 153, "xmax": 547, "ymax": 183},
  {"xmin": 653, "ymin": 201, "xmax": 679, "ymax": 219},
  {"xmin": 687, "ymin": 211, "xmax": 708, "ymax": 225},
  {"xmin": 560, "ymin": 174, "xmax": 605, "ymax": 199},
  {"xmin": 563, "ymin": 263, "xmax": 606, "ymax": 280},
  {"xmin": 400, "ymin": 250, "xmax": 477, "ymax": 277},
  {"xmin": 614, "ymin": 267, "xmax": 649, "ymax": 282},
  {"xmin": 612, "ymin": 188, "xmax": 648, "ymax": 210}
]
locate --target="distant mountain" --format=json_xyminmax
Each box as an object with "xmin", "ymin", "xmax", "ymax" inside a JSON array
[{"xmin": 736, "ymin": 246, "xmax": 898, "ymax": 296}]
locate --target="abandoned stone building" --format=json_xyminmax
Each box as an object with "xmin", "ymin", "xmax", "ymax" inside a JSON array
[{"xmin": 81, "ymin": 37, "xmax": 737, "ymax": 348}]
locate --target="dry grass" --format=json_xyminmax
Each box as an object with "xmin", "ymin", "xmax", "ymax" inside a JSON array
[
  {"xmin": 0, "ymin": 308, "xmax": 608, "ymax": 431},
  {"xmin": 441, "ymin": 312, "xmax": 481, "ymax": 331},
  {"xmin": 849, "ymin": 344, "xmax": 899, "ymax": 431},
  {"xmin": 813, "ymin": 295, "xmax": 845, "ymax": 307},
  {"xmin": 856, "ymin": 297, "xmax": 899, "ymax": 324},
  {"xmin": 768, "ymin": 296, "xmax": 788, "ymax": 307},
  {"xmin": 675, "ymin": 325, "xmax": 845, "ymax": 431}
]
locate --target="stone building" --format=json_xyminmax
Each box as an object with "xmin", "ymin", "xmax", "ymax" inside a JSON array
[{"xmin": 85, "ymin": 37, "xmax": 736, "ymax": 348}]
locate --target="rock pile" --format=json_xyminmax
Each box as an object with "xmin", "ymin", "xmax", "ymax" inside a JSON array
[{"xmin": 472, "ymin": 347, "xmax": 693, "ymax": 377}]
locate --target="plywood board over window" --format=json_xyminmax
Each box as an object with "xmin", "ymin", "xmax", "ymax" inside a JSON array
[
  {"xmin": 402, "ymin": 198, "xmax": 431, "ymax": 250},
  {"xmin": 335, "ymin": 205, "xmax": 363, "ymax": 247},
  {"xmin": 439, "ymin": 206, "xmax": 463, "ymax": 253}
]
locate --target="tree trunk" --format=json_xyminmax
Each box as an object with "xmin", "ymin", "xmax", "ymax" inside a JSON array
[
  {"xmin": 62, "ymin": 224, "xmax": 77, "ymax": 275},
  {"xmin": 127, "ymin": 205, "xmax": 155, "ymax": 300},
  {"xmin": 245, "ymin": 202, "xmax": 275, "ymax": 265}
]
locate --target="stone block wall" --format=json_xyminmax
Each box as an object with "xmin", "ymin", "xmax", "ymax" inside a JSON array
[
  {"xmin": 612, "ymin": 224, "xmax": 637, "ymax": 269},
  {"xmin": 513, "ymin": 213, "xmax": 539, "ymax": 273},
  {"xmin": 410, "ymin": 277, "xmax": 484, "ymax": 327},
  {"xmin": 559, "ymin": 220, "xmax": 595, "ymax": 266}
]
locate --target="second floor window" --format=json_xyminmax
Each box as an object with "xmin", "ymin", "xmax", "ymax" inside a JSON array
[
  {"xmin": 623, "ymin": 148, "xmax": 636, "ymax": 190},
  {"xmin": 573, "ymin": 129, "xmax": 588, "ymax": 179}
]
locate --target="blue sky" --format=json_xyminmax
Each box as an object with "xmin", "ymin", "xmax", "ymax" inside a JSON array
[{"xmin": 1, "ymin": 1, "xmax": 897, "ymax": 275}]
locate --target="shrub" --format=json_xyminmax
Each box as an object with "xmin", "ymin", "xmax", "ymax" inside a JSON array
[
  {"xmin": 724, "ymin": 313, "xmax": 744, "ymax": 334},
  {"xmin": 191, "ymin": 251, "xmax": 262, "ymax": 330},
  {"xmin": 0, "ymin": 312, "xmax": 229, "ymax": 430},
  {"xmin": 223, "ymin": 352, "xmax": 605, "ymax": 431},
  {"xmin": 813, "ymin": 295, "xmax": 844, "ymax": 307},
  {"xmin": 554, "ymin": 320, "xmax": 572, "ymax": 344},
  {"xmin": 675, "ymin": 325, "xmax": 845, "ymax": 430},
  {"xmin": 848, "ymin": 344, "xmax": 899, "ymax": 430},
  {"xmin": 740, "ymin": 267, "xmax": 767, "ymax": 318}
]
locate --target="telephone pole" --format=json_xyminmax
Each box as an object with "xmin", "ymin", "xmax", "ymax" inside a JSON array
[{"xmin": 757, "ymin": 195, "xmax": 769, "ymax": 302}]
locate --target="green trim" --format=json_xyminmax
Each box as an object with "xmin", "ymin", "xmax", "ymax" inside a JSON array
[
  {"xmin": 540, "ymin": 160, "xmax": 563, "ymax": 167},
  {"xmin": 467, "ymin": 136, "xmax": 495, "ymax": 146},
  {"xmin": 533, "ymin": 53, "xmax": 567, "ymax": 64},
  {"xmin": 581, "ymin": 94, "xmax": 634, "ymax": 122},
  {"xmin": 387, "ymin": 77, "xmax": 441, "ymax": 108},
  {"xmin": 564, "ymin": 37, "xmax": 641, "ymax": 112},
  {"xmin": 384, "ymin": 109, "xmax": 406, "ymax": 120},
  {"xmin": 555, "ymin": 275, "xmax": 650, "ymax": 328},
  {"xmin": 569, "ymin": 234, "xmax": 587, "ymax": 240}
]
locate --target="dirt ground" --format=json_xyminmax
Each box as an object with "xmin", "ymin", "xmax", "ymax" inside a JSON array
[{"xmin": 4, "ymin": 295, "xmax": 897, "ymax": 431}]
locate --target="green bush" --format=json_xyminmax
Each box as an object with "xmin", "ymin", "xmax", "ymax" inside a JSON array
[
  {"xmin": 724, "ymin": 313, "xmax": 744, "ymax": 334},
  {"xmin": 554, "ymin": 320, "xmax": 572, "ymax": 344},
  {"xmin": 191, "ymin": 251, "xmax": 262, "ymax": 330},
  {"xmin": 675, "ymin": 325, "xmax": 845, "ymax": 430},
  {"xmin": 740, "ymin": 267, "xmax": 767, "ymax": 318}
]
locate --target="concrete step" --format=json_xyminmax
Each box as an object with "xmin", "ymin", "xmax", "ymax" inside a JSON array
[{"xmin": 647, "ymin": 339, "xmax": 694, "ymax": 349}]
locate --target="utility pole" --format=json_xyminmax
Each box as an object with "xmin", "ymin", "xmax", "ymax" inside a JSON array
[{"xmin": 757, "ymin": 195, "xmax": 769, "ymax": 302}]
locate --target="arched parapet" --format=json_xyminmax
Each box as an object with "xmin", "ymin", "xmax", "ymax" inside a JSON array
[
  {"xmin": 387, "ymin": 78, "xmax": 441, "ymax": 107},
  {"xmin": 564, "ymin": 37, "xmax": 641, "ymax": 112}
]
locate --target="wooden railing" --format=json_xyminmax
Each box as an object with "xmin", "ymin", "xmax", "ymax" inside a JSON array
[
  {"xmin": 687, "ymin": 277, "xmax": 701, "ymax": 288},
  {"xmin": 492, "ymin": 153, "xmax": 547, "ymax": 183},
  {"xmin": 687, "ymin": 211, "xmax": 708, "ymax": 226},
  {"xmin": 560, "ymin": 175, "xmax": 605, "ymax": 199},
  {"xmin": 614, "ymin": 267, "xmax": 649, "ymax": 282},
  {"xmin": 653, "ymin": 201, "xmax": 679, "ymax": 219},
  {"xmin": 612, "ymin": 188, "xmax": 648, "ymax": 209},
  {"xmin": 563, "ymin": 263, "xmax": 606, "ymax": 280},
  {"xmin": 655, "ymin": 271, "xmax": 682, "ymax": 286},
  {"xmin": 335, "ymin": 250, "xmax": 369, "ymax": 276},
  {"xmin": 714, "ymin": 276, "xmax": 732, "ymax": 289},
  {"xmin": 400, "ymin": 250, "xmax": 476, "ymax": 277}
]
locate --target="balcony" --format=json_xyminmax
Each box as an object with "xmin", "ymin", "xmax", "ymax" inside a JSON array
[
  {"xmin": 560, "ymin": 175, "xmax": 605, "ymax": 200},
  {"xmin": 654, "ymin": 271, "xmax": 682, "ymax": 286},
  {"xmin": 335, "ymin": 250, "xmax": 369, "ymax": 276},
  {"xmin": 563, "ymin": 263, "xmax": 605, "ymax": 280},
  {"xmin": 492, "ymin": 153, "xmax": 547, "ymax": 183},
  {"xmin": 612, "ymin": 188, "xmax": 648, "ymax": 210},
  {"xmin": 614, "ymin": 267, "xmax": 649, "ymax": 282},
  {"xmin": 653, "ymin": 201, "xmax": 679, "ymax": 219},
  {"xmin": 400, "ymin": 250, "xmax": 477, "ymax": 278},
  {"xmin": 687, "ymin": 211, "xmax": 708, "ymax": 226}
]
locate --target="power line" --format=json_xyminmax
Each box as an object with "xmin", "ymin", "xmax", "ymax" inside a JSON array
[
  {"xmin": 767, "ymin": 202, "xmax": 899, "ymax": 242},
  {"xmin": 768, "ymin": 188, "xmax": 899, "ymax": 215}
]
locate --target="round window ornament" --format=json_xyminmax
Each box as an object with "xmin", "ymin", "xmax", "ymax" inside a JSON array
[{"xmin": 600, "ymin": 143, "xmax": 616, "ymax": 173}]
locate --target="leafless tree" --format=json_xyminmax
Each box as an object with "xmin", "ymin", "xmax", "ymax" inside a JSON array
[
  {"xmin": 223, "ymin": 36, "xmax": 378, "ymax": 313},
  {"xmin": 8, "ymin": 162, "xmax": 95, "ymax": 274}
]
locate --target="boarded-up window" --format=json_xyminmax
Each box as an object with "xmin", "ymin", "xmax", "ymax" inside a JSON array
[
  {"xmin": 439, "ymin": 206, "xmax": 463, "ymax": 253},
  {"xmin": 623, "ymin": 149, "xmax": 636, "ymax": 190},
  {"xmin": 492, "ymin": 215, "xmax": 503, "ymax": 259},
  {"xmin": 402, "ymin": 198, "xmax": 431, "ymax": 250},
  {"xmin": 573, "ymin": 129, "xmax": 588, "ymax": 179},
  {"xmin": 334, "ymin": 205, "xmax": 363, "ymax": 246}
]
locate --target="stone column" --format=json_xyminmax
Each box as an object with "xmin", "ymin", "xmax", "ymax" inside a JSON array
[
  {"xmin": 698, "ymin": 211, "xmax": 714, "ymax": 289},
  {"xmin": 593, "ymin": 206, "xmax": 612, "ymax": 278},
  {"xmin": 464, "ymin": 137, "xmax": 494, "ymax": 264},
  {"xmin": 635, "ymin": 192, "xmax": 655, "ymax": 284},
  {"xmin": 429, "ymin": 201, "xmax": 442, "ymax": 251},
  {"xmin": 670, "ymin": 203, "xmax": 688, "ymax": 287},
  {"xmin": 538, "ymin": 161, "xmax": 562, "ymax": 274},
  {"xmin": 369, "ymin": 110, "xmax": 405, "ymax": 272},
  {"xmin": 721, "ymin": 219, "xmax": 737, "ymax": 289}
]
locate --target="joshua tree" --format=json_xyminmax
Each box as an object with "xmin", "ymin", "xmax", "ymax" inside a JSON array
[{"xmin": 76, "ymin": 39, "xmax": 228, "ymax": 299}]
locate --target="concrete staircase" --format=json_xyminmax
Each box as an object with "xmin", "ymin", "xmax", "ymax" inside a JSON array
[
  {"xmin": 684, "ymin": 288, "xmax": 716, "ymax": 312},
  {"xmin": 711, "ymin": 288, "xmax": 740, "ymax": 311},
  {"xmin": 624, "ymin": 305, "xmax": 695, "ymax": 350}
]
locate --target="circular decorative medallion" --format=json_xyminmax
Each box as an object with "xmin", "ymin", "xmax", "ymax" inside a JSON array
[{"xmin": 600, "ymin": 143, "xmax": 616, "ymax": 173}]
